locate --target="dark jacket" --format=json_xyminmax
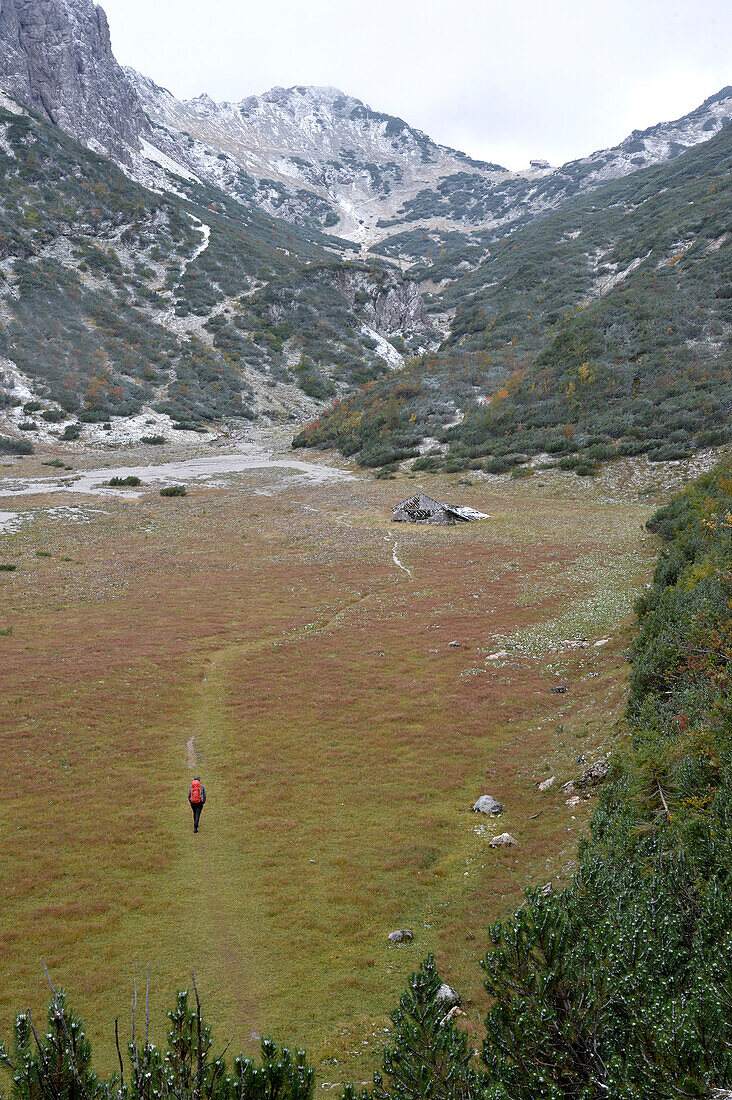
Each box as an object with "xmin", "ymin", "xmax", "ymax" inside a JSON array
[{"xmin": 189, "ymin": 783, "xmax": 206, "ymax": 804}]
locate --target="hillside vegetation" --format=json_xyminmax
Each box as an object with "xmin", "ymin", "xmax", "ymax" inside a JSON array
[
  {"xmin": 0, "ymin": 101, "xmax": 422, "ymax": 433},
  {"xmin": 296, "ymin": 125, "xmax": 731, "ymax": 472}
]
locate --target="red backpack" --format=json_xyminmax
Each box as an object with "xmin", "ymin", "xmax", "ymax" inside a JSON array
[{"xmin": 190, "ymin": 780, "xmax": 203, "ymax": 804}]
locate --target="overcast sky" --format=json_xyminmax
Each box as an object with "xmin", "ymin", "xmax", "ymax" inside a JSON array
[{"xmin": 102, "ymin": 0, "xmax": 731, "ymax": 169}]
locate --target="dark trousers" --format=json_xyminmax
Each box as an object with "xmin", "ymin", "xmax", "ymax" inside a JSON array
[{"xmin": 191, "ymin": 801, "xmax": 204, "ymax": 830}]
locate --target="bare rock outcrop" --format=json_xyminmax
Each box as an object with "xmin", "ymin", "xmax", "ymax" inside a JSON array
[{"xmin": 0, "ymin": 0, "xmax": 148, "ymax": 161}]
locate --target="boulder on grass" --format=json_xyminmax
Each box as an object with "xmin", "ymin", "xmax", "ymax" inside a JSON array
[
  {"xmin": 489, "ymin": 833, "xmax": 517, "ymax": 848},
  {"xmin": 387, "ymin": 929, "xmax": 414, "ymax": 945},
  {"xmin": 472, "ymin": 794, "xmax": 503, "ymax": 815},
  {"xmin": 434, "ymin": 983, "xmax": 461, "ymax": 1009},
  {"xmin": 576, "ymin": 758, "xmax": 609, "ymax": 788}
]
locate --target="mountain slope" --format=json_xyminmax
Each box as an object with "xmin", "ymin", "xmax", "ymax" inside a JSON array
[
  {"xmin": 0, "ymin": 0, "xmax": 729, "ymax": 260},
  {"xmin": 0, "ymin": 94, "xmax": 437, "ymax": 445},
  {"xmin": 127, "ymin": 74, "xmax": 510, "ymax": 243},
  {"xmin": 131, "ymin": 71, "xmax": 731, "ymax": 254},
  {"xmin": 297, "ymin": 125, "xmax": 732, "ymax": 469},
  {"xmin": 0, "ymin": 0, "xmax": 729, "ymax": 451},
  {"xmin": 373, "ymin": 86, "xmax": 732, "ymax": 269}
]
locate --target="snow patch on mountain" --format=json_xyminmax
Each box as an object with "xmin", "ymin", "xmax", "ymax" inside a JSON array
[
  {"xmin": 583, "ymin": 253, "xmax": 651, "ymax": 303},
  {"xmin": 140, "ymin": 138, "xmax": 200, "ymax": 183},
  {"xmin": 361, "ymin": 325, "xmax": 404, "ymax": 369}
]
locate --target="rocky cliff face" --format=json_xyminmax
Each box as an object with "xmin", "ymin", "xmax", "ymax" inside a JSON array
[{"xmin": 0, "ymin": 0, "xmax": 148, "ymax": 161}]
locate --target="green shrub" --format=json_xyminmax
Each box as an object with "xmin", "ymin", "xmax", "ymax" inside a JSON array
[
  {"xmin": 108, "ymin": 476, "xmax": 142, "ymax": 487},
  {"xmin": 160, "ymin": 484, "xmax": 187, "ymax": 497},
  {"xmin": 61, "ymin": 424, "xmax": 81, "ymax": 440},
  {"xmin": 411, "ymin": 454, "xmax": 441, "ymax": 471},
  {"xmin": 0, "ymin": 563, "xmax": 17, "ymax": 572},
  {"xmin": 0, "ymin": 436, "xmax": 33, "ymax": 455},
  {"xmin": 0, "ymin": 987, "xmax": 315, "ymax": 1100}
]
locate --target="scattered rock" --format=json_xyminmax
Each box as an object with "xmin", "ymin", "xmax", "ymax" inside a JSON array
[
  {"xmin": 594, "ymin": 638, "xmax": 610, "ymax": 647},
  {"xmin": 551, "ymin": 685, "xmax": 569, "ymax": 694},
  {"xmin": 486, "ymin": 649, "xmax": 510, "ymax": 660},
  {"xmin": 388, "ymin": 929, "xmax": 414, "ymax": 945},
  {"xmin": 538, "ymin": 776, "xmax": 556, "ymax": 791},
  {"xmin": 489, "ymin": 833, "xmax": 517, "ymax": 848},
  {"xmin": 539, "ymin": 882, "xmax": 553, "ymax": 897},
  {"xmin": 576, "ymin": 754, "xmax": 588, "ymax": 765},
  {"xmin": 440, "ymin": 1006, "xmax": 467, "ymax": 1026},
  {"xmin": 435, "ymin": 983, "xmax": 461, "ymax": 1008},
  {"xmin": 448, "ymin": 640, "xmax": 462, "ymax": 648},
  {"xmin": 566, "ymin": 796, "xmax": 582, "ymax": 809},
  {"xmin": 562, "ymin": 780, "xmax": 576, "ymax": 795},
  {"xmin": 576, "ymin": 758, "xmax": 609, "ymax": 788},
  {"xmin": 472, "ymin": 794, "xmax": 503, "ymax": 815}
]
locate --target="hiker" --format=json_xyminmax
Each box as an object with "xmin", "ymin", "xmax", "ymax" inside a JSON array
[{"xmin": 189, "ymin": 775, "xmax": 206, "ymax": 832}]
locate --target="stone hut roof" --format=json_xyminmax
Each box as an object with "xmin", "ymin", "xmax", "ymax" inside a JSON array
[{"xmin": 392, "ymin": 493, "xmax": 488, "ymax": 525}]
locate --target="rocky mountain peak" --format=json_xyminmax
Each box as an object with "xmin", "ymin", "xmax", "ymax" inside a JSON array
[{"xmin": 0, "ymin": 0, "xmax": 148, "ymax": 161}]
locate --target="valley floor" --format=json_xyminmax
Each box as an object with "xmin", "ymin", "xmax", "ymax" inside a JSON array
[{"xmin": 0, "ymin": 430, "xmax": 706, "ymax": 1087}]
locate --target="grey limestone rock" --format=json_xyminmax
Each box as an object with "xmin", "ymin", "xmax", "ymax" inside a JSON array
[
  {"xmin": 387, "ymin": 929, "xmax": 414, "ymax": 945},
  {"xmin": 472, "ymin": 794, "xmax": 503, "ymax": 816},
  {"xmin": 434, "ymin": 983, "xmax": 461, "ymax": 1008},
  {"xmin": 489, "ymin": 833, "xmax": 517, "ymax": 848},
  {"xmin": 576, "ymin": 758, "xmax": 609, "ymax": 788},
  {"xmin": 0, "ymin": 0, "xmax": 148, "ymax": 161}
]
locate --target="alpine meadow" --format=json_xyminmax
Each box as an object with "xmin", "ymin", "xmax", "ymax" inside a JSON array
[{"xmin": 0, "ymin": 0, "xmax": 731, "ymax": 1097}]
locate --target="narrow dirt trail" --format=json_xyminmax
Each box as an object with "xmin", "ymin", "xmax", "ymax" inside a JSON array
[
  {"xmin": 179, "ymin": 644, "xmax": 260, "ymax": 1026},
  {"xmin": 172, "ymin": 567, "xmax": 408, "ymax": 1031}
]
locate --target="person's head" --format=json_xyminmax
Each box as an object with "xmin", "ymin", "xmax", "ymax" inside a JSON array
[{"xmin": 193, "ymin": 775, "xmax": 201, "ymax": 782}]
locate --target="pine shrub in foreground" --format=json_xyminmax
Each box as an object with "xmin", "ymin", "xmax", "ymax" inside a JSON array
[
  {"xmin": 0, "ymin": 436, "xmax": 33, "ymax": 455},
  {"xmin": 0, "ymin": 986, "xmax": 314, "ymax": 1100}
]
